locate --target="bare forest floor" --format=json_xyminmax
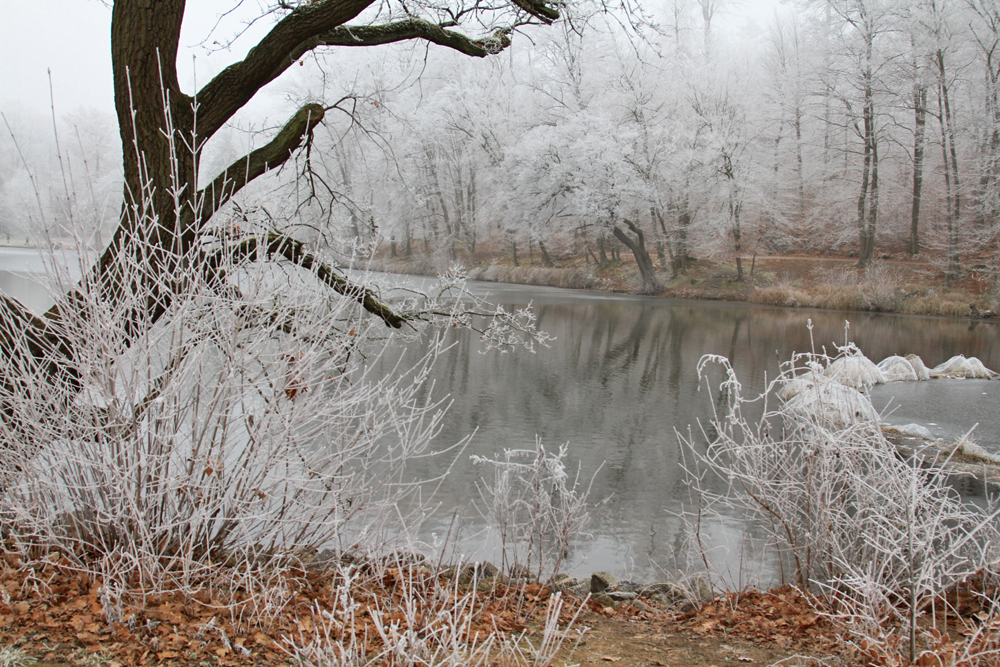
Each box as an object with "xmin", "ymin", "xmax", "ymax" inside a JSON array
[{"xmin": 367, "ymin": 245, "xmax": 1000, "ymax": 320}]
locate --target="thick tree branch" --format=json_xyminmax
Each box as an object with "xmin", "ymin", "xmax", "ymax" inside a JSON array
[
  {"xmin": 196, "ymin": 0, "xmax": 556, "ymax": 137},
  {"xmin": 509, "ymin": 0, "xmax": 560, "ymax": 23},
  {"xmin": 210, "ymin": 234, "xmax": 406, "ymax": 328},
  {"xmin": 197, "ymin": 0, "xmax": 375, "ymax": 137},
  {"xmin": 307, "ymin": 20, "xmax": 511, "ymax": 58},
  {"xmin": 198, "ymin": 103, "xmax": 326, "ymax": 229}
]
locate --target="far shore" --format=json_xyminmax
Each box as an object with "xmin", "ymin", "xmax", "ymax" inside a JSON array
[{"xmin": 365, "ymin": 250, "xmax": 1000, "ymax": 321}]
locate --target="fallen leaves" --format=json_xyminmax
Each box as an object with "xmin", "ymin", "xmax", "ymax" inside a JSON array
[
  {"xmin": 0, "ymin": 557, "xmax": 586, "ymax": 666},
  {"xmin": 677, "ymin": 586, "xmax": 836, "ymax": 653}
]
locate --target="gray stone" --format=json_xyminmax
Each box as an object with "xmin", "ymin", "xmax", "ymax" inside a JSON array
[
  {"xmin": 643, "ymin": 582, "xmax": 685, "ymax": 601},
  {"xmin": 591, "ymin": 593, "xmax": 617, "ymax": 608},
  {"xmin": 612, "ymin": 580, "xmax": 643, "ymax": 594},
  {"xmin": 554, "ymin": 577, "xmax": 590, "ymax": 598},
  {"xmin": 621, "ymin": 599, "xmax": 651, "ymax": 614},
  {"xmin": 591, "ymin": 571, "xmax": 618, "ymax": 593},
  {"xmin": 606, "ymin": 591, "xmax": 638, "ymax": 601},
  {"xmin": 458, "ymin": 561, "xmax": 499, "ymax": 585}
]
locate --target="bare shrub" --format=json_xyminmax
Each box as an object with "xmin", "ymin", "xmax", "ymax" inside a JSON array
[
  {"xmin": 472, "ymin": 438, "xmax": 599, "ymax": 582},
  {"xmin": 284, "ymin": 559, "xmax": 587, "ymax": 667},
  {"xmin": 1, "ymin": 227, "xmax": 450, "ymax": 595},
  {"xmin": 0, "ymin": 106, "xmax": 550, "ymax": 624},
  {"xmin": 680, "ymin": 336, "xmax": 1000, "ymax": 663}
]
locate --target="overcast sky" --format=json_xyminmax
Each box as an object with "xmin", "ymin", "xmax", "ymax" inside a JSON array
[{"xmin": 0, "ymin": 0, "xmax": 787, "ymax": 119}]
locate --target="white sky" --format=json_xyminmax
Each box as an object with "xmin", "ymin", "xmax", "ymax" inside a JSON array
[{"xmin": 0, "ymin": 0, "xmax": 788, "ymax": 118}]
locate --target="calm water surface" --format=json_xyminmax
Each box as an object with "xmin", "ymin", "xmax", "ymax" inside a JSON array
[
  {"xmin": 3, "ymin": 250, "xmax": 999, "ymax": 583},
  {"xmin": 368, "ymin": 278, "xmax": 1000, "ymax": 583}
]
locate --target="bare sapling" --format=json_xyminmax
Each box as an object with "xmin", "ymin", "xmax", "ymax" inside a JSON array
[{"xmin": 472, "ymin": 437, "xmax": 600, "ymax": 584}]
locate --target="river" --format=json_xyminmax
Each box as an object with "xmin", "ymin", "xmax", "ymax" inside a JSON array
[{"xmin": 2, "ymin": 249, "xmax": 999, "ymax": 584}]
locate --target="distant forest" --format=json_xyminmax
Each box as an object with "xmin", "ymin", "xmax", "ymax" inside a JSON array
[{"xmin": 4, "ymin": 0, "xmax": 1000, "ymax": 286}]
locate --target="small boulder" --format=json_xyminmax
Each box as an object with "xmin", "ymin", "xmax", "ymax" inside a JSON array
[
  {"xmin": 643, "ymin": 582, "xmax": 686, "ymax": 603},
  {"xmin": 611, "ymin": 580, "xmax": 643, "ymax": 594},
  {"xmin": 553, "ymin": 577, "xmax": 590, "ymax": 598},
  {"xmin": 591, "ymin": 571, "xmax": 619, "ymax": 593},
  {"xmin": 591, "ymin": 593, "xmax": 617, "ymax": 609},
  {"xmin": 458, "ymin": 561, "xmax": 499, "ymax": 586},
  {"xmin": 607, "ymin": 591, "xmax": 638, "ymax": 601}
]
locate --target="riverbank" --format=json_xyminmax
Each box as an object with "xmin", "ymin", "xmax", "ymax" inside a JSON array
[{"xmin": 365, "ymin": 251, "xmax": 1000, "ymax": 319}]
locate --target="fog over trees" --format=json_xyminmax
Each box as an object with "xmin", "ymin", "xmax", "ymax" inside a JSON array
[{"xmin": 5, "ymin": 0, "xmax": 1000, "ymax": 282}]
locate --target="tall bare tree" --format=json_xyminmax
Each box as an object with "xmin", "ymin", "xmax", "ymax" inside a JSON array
[{"xmin": 1, "ymin": 0, "xmax": 562, "ymax": 458}]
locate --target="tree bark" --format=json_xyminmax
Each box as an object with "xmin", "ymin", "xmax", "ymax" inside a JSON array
[
  {"xmin": 0, "ymin": 0, "xmax": 560, "ymax": 468},
  {"xmin": 613, "ymin": 218, "xmax": 660, "ymax": 293},
  {"xmin": 910, "ymin": 82, "xmax": 927, "ymax": 256},
  {"xmin": 857, "ymin": 34, "xmax": 878, "ymax": 269}
]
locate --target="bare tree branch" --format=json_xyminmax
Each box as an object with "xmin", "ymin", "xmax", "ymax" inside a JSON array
[
  {"xmin": 198, "ymin": 103, "xmax": 327, "ymax": 229},
  {"xmin": 209, "ymin": 233, "xmax": 407, "ymax": 328}
]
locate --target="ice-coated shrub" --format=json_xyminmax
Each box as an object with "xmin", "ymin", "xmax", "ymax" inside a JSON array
[
  {"xmin": 823, "ymin": 345, "xmax": 886, "ymax": 388},
  {"xmin": 785, "ymin": 382, "xmax": 879, "ymax": 429},
  {"xmin": 932, "ymin": 355, "xmax": 998, "ymax": 379},
  {"xmin": 904, "ymin": 353, "xmax": 932, "ymax": 381},
  {"xmin": 877, "ymin": 355, "xmax": 919, "ymax": 382}
]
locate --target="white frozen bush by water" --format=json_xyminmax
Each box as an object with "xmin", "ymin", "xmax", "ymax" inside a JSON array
[
  {"xmin": 877, "ymin": 355, "xmax": 920, "ymax": 382},
  {"xmin": 681, "ymin": 337, "xmax": 1000, "ymax": 664},
  {"xmin": 471, "ymin": 438, "xmax": 598, "ymax": 581},
  {"xmin": 904, "ymin": 353, "xmax": 932, "ymax": 381},
  {"xmin": 777, "ymin": 368, "xmax": 832, "ymax": 401},
  {"xmin": 823, "ymin": 344, "xmax": 887, "ymax": 388},
  {"xmin": 785, "ymin": 382, "xmax": 879, "ymax": 429},
  {"xmin": 932, "ymin": 355, "xmax": 998, "ymax": 379}
]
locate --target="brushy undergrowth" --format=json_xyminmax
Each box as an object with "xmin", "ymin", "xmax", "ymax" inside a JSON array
[{"xmin": 680, "ymin": 323, "xmax": 1000, "ymax": 665}]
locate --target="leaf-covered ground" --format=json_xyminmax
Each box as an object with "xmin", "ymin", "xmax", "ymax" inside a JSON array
[{"xmin": 0, "ymin": 555, "xmax": 995, "ymax": 666}]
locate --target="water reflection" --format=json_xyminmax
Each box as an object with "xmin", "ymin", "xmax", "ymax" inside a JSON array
[
  {"xmin": 3, "ymin": 253, "xmax": 999, "ymax": 582},
  {"xmin": 369, "ymin": 284, "xmax": 1000, "ymax": 582}
]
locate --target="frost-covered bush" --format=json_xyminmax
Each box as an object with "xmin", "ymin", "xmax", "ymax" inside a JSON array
[
  {"xmin": 823, "ymin": 344, "xmax": 886, "ymax": 388},
  {"xmin": 785, "ymin": 382, "xmax": 878, "ymax": 428},
  {"xmin": 0, "ymin": 231, "xmax": 455, "ymax": 590},
  {"xmin": 777, "ymin": 368, "xmax": 832, "ymax": 401},
  {"xmin": 877, "ymin": 355, "xmax": 919, "ymax": 382},
  {"xmin": 932, "ymin": 355, "xmax": 998, "ymax": 379},
  {"xmin": 905, "ymin": 353, "xmax": 932, "ymax": 380},
  {"xmin": 682, "ymin": 341, "xmax": 1000, "ymax": 664},
  {"xmin": 471, "ymin": 439, "xmax": 597, "ymax": 581}
]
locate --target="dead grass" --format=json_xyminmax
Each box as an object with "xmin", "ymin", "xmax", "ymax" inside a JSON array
[{"xmin": 369, "ymin": 251, "xmax": 1000, "ymax": 319}]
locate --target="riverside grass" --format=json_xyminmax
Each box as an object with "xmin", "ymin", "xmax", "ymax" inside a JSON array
[{"xmin": 367, "ymin": 252, "xmax": 999, "ymax": 318}]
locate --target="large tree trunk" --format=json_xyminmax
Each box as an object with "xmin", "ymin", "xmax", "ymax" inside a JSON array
[
  {"xmin": 857, "ymin": 39, "xmax": 878, "ymax": 270},
  {"xmin": 910, "ymin": 82, "xmax": 927, "ymax": 256},
  {"xmin": 2, "ymin": 0, "xmax": 562, "ymax": 469},
  {"xmin": 937, "ymin": 50, "xmax": 962, "ymax": 283},
  {"xmin": 612, "ymin": 218, "xmax": 660, "ymax": 294}
]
